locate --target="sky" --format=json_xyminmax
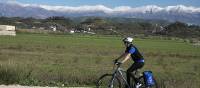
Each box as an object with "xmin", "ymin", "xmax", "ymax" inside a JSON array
[{"xmin": 4, "ymin": 0, "xmax": 200, "ymax": 7}]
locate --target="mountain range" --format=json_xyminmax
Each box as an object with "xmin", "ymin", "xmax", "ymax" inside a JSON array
[{"xmin": 0, "ymin": 2, "xmax": 200, "ymax": 25}]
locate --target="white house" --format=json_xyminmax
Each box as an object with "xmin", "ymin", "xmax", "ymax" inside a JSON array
[
  {"xmin": 70, "ymin": 30, "xmax": 75, "ymax": 34},
  {"xmin": 50, "ymin": 26, "xmax": 57, "ymax": 31},
  {"xmin": 0, "ymin": 25, "xmax": 16, "ymax": 36}
]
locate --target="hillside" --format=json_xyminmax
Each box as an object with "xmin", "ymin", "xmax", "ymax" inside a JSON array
[{"xmin": 0, "ymin": 17, "xmax": 199, "ymax": 39}]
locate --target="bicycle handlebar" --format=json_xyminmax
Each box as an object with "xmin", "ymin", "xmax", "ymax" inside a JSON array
[{"xmin": 112, "ymin": 61, "xmax": 122, "ymax": 70}]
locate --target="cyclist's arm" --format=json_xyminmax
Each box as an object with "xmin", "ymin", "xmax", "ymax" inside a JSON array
[
  {"xmin": 121, "ymin": 47, "xmax": 136, "ymax": 63},
  {"xmin": 116, "ymin": 53, "xmax": 126, "ymax": 61},
  {"xmin": 121, "ymin": 53, "xmax": 131, "ymax": 63}
]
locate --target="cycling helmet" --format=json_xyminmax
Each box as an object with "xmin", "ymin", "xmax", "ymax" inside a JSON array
[{"xmin": 123, "ymin": 37, "xmax": 133, "ymax": 43}]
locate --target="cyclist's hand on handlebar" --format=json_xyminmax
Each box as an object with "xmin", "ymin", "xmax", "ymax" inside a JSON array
[{"xmin": 113, "ymin": 59, "xmax": 118, "ymax": 63}]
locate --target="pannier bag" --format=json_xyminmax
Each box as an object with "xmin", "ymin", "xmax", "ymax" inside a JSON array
[{"xmin": 143, "ymin": 71, "xmax": 155, "ymax": 87}]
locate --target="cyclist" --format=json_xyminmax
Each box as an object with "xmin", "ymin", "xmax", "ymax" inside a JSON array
[{"xmin": 114, "ymin": 37, "xmax": 144, "ymax": 88}]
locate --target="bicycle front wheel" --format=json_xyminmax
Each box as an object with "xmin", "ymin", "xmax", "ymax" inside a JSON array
[{"xmin": 96, "ymin": 74, "xmax": 122, "ymax": 88}]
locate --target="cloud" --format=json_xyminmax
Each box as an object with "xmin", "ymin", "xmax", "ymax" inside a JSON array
[
  {"xmin": 39, "ymin": 5, "xmax": 113, "ymax": 13},
  {"xmin": 0, "ymin": 0, "xmax": 16, "ymax": 3},
  {"xmin": 166, "ymin": 5, "xmax": 200, "ymax": 13},
  {"xmin": 31, "ymin": 4, "xmax": 200, "ymax": 13},
  {"xmin": 2, "ymin": 1, "xmax": 200, "ymax": 13}
]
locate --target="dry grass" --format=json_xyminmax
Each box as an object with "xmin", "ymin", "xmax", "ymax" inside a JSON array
[{"xmin": 0, "ymin": 33, "xmax": 199, "ymax": 87}]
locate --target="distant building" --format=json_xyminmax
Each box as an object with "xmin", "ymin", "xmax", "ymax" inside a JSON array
[
  {"xmin": 0, "ymin": 25, "xmax": 16, "ymax": 36},
  {"xmin": 88, "ymin": 27, "xmax": 91, "ymax": 31},
  {"xmin": 87, "ymin": 31, "xmax": 96, "ymax": 34},
  {"xmin": 32, "ymin": 26, "xmax": 36, "ymax": 29},
  {"xmin": 70, "ymin": 30, "xmax": 75, "ymax": 34},
  {"xmin": 39, "ymin": 27, "xmax": 45, "ymax": 30},
  {"xmin": 50, "ymin": 26, "xmax": 57, "ymax": 31}
]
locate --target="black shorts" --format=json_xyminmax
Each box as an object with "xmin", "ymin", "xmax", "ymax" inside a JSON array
[{"xmin": 127, "ymin": 62, "xmax": 144, "ymax": 73}]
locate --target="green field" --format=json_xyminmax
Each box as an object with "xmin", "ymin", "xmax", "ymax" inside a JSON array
[{"xmin": 0, "ymin": 34, "xmax": 200, "ymax": 88}]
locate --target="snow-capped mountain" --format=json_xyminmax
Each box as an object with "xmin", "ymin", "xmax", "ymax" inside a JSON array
[{"xmin": 0, "ymin": 2, "xmax": 200, "ymax": 24}]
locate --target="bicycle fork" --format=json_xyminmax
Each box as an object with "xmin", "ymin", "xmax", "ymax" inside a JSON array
[{"xmin": 109, "ymin": 73, "xmax": 117, "ymax": 88}]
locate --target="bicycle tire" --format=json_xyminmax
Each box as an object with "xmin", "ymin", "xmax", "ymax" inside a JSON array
[{"xmin": 96, "ymin": 74, "xmax": 122, "ymax": 88}]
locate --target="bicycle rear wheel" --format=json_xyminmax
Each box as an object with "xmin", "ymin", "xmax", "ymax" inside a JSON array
[{"xmin": 96, "ymin": 74, "xmax": 122, "ymax": 88}]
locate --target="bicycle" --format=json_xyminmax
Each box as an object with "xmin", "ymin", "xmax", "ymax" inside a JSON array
[{"xmin": 96, "ymin": 62, "xmax": 158, "ymax": 88}]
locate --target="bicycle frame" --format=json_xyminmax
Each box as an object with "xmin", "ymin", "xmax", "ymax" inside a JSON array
[{"xmin": 109, "ymin": 64, "xmax": 132, "ymax": 88}]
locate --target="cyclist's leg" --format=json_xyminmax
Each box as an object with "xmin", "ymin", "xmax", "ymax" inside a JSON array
[
  {"xmin": 133, "ymin": 63, "xmax": 144, "ymax": 83},
  {"xmin": 126, "ymin": 62, "xmax": 144, "ymax": 87}
]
